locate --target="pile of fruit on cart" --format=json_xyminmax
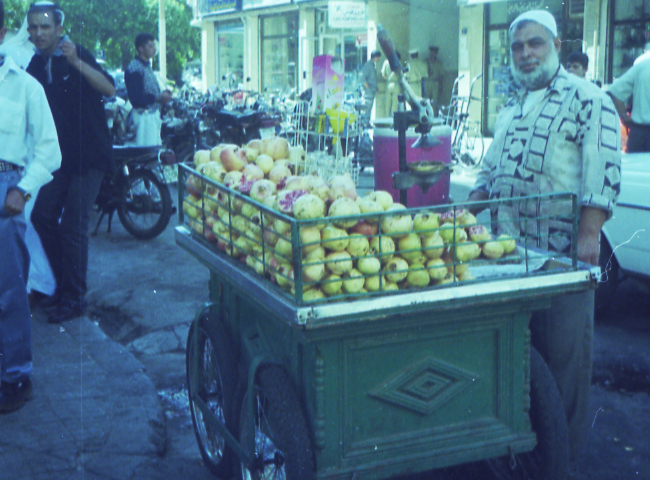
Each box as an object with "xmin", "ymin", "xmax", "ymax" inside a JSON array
[{"xmin": 180, "ymin": 135, "xmax": 571, "ymax": 304}]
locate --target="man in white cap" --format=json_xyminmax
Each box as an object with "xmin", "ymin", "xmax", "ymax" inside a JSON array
[
  {"xmin": 468, "ymin": 9, "xmax": 621, "ymax": 465},
  {"xmin": 406, "ymin": 49, "xmax": 426, "ymax": 97}
]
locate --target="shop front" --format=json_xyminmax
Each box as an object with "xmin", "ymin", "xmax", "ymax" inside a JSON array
[
  {"xmin": 193, "ymin": 0, "xmax": 461, "ymax": 117},
  {"xmin": 195, "ymin": 0, "xmax": 376, "ymax": 97}
]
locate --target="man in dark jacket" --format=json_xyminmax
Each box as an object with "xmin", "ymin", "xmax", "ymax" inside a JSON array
[
  {"xmin": 359, "ymin": 50, "xmax": 381, "ymax": 125},
  {"xmin": 26, "ymin": 1, "xmax": 115, "ymax": 323}
]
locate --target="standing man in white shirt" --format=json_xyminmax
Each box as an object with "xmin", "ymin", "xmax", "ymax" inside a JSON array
[
  {"xmin": 124, "ymin": 33, "xmax": 172, "ymax": 146},
  {"xmin": 0, "ymin": 0, "xmax": 62, "ymax": 413},
  {"xmin": 608, "ymin": 48, "xmax": 650, "ymax": 153}
]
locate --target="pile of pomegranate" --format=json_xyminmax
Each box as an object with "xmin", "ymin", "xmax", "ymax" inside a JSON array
[{"xmin": 182, "ymin": 136, "xmax": 517, "ymax": 303}]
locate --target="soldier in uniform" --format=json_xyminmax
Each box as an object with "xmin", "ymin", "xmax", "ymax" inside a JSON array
[
  {"xmin": 407, "ymin": 49, "xmax": 426, "ymax": 97},
  {"xmin": 425, "ymin": 45, "xmax": 444, "ymax": 109}
]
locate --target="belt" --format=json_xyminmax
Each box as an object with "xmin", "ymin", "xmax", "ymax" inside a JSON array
[{"xmin": 0, "ymin": 161, "xmax": 20, "ymax": 172}]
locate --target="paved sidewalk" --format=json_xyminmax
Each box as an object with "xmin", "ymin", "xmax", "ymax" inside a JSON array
[{"xmin": 0, "ymin": 309, "xmax": 165, "ymax": 480}]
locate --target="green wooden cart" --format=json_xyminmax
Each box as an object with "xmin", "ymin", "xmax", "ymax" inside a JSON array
[{"xmin": 176, "ymin": 215, "xmax": 598, "ymax": 480}]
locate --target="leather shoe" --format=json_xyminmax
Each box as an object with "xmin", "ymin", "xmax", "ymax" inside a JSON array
[
  {"xmin": 47, "ymin": 301, "xmax": 84, "ymax": 324},
  {"xmin": 0, "ymin": 378, "xmax": 33, "ymax": 413},
  {"xmin": 30, "ymin": 292, "xmax": 61, "ymax": 310}
]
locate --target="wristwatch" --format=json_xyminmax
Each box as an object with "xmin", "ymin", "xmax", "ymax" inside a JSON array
[{"xmin": 10, "ymin": 186, "xmax": 32, "ymax": 202}]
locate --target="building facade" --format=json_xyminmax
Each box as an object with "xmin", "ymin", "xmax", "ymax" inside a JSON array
[{"xmin": 191, "ymin": 0, "xmax": 649, "ymax": 134}]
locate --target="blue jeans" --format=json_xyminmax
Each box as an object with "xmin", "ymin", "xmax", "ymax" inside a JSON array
[
  {"xmin": 0, "ymin": 170, "xmax": 32, "ymax": 383},
  {"xmin": 30, "ymin": 169, "xmax": 104, "ymax": 307}
]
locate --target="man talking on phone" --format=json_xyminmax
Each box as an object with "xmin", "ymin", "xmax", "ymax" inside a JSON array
[{"xmin": 26, "ymin": 2, "xmax": 115, "ymax": 324}]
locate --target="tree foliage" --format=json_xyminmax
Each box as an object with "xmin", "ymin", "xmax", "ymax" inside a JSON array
[{"xmin": 3, "ymin": 0, "xmax": 199, "ymax": 82}]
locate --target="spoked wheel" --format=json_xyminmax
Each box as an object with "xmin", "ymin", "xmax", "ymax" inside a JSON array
[
  {"xmin": 186, "ymin": 314, "xmax": 238, "ymax": 478},
  {"xmin": 117, "ymin": 169, "xmax": 173, "ymax": 240},
  {"xmin": 486, "ymin": 347, "xmax": 569, "ymax": 480},
  {"xmin": 456, "ymin": 125, "xmax": 485, "ymax": 167},
  {"xmin": 240, "ymin": 365, "xmax": 314, "ymax": 480}
]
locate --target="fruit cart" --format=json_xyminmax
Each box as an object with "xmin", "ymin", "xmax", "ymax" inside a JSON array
[{"xmin": 176, "ymin": 163, "xmax": 599, "ymax": 480}]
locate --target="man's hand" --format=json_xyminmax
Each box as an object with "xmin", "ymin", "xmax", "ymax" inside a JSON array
[
  {"xmin": 577, "ymin": 207, "xmax": 607, "ymax": 265},
  {"xmin": 60, "ymin": 38, "xmax": 80, "ymax": 66},
  {"xmin": 467, "ymin": 190, "xmax": 489, "ymax": 216},
  {"xmin": 4, "ymin": 189, "xmax": 26, "ymax": 216},
  {"xmin": 161, "ymin": 90, "xmax": 173, "ymax": 106}
]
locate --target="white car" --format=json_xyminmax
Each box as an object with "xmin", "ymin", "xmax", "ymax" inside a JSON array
[{"xmin": 598, "ymin": 153, "xmax": 650, "ymax": 309}]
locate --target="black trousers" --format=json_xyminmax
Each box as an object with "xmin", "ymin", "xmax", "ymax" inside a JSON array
[
  {"xmin": 30, "ymin": 169, "xmax": 104, "ymax": 306},
  {"xmin": 626, "ymin": 123, "xmax": 650, "ymax": 153}
]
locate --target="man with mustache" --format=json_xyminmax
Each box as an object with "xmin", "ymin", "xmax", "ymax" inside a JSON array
[{"xmin": 468, "ymin": 10, "xmax": 621, "ymax": 465}]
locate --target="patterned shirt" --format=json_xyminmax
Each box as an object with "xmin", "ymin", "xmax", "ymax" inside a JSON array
[
  {"xmin": 125, "ymin": 56, "xmax": 161, "ymax": 110},
  {"xmin": 471, "ymin": 67, "xmax": 621, "ymax": 253}
]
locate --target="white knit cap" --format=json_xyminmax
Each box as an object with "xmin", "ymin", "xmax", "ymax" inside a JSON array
[{"xmin": 509, "ymin": 10, "xmax": 557, "ymax": 39}]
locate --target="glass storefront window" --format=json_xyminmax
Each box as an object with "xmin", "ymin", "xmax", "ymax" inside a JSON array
[
  {"xmin": 610, "ymin": 0, "xmax": 650, "ymax": 81},
  {"xmin": 261, "ymin": 12, "xmax": 299, "ymax": 93},
  {"xmin": 615, "ymin": 0, "xmax": 643, "ymax": 21},
  {"xmin": 215, "ymin": 21, "xmax": 244, "ymax": 89},
  {"xmin": 483, "ymin": 0, "xmax": 581, "ymax": 134}
]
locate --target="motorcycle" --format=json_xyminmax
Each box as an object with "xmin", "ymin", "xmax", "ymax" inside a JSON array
[
  {"xmin": 200, "ymin": 87, "xmax": 281, "ymax": 146},
  {"xmin": 96, "ymin": 98, "xmax": 176, "ymax": 240},
  {"xmin": 161, "ymin": 91, "xmax": 213, "ymax": 164},
  {"xmin": 92, "ymin": 145, "xmax": 175, "ymax": 240}
]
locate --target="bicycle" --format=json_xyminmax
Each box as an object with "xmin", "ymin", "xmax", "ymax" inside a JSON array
[{"xmin": 441, "ymin": 73, "xmax": 485, "ymax": 168}]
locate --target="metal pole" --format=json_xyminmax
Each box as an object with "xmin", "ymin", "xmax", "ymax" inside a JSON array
[{"xmin": 159, "ymin": 0, "xmax": 167, "ymax": 81}]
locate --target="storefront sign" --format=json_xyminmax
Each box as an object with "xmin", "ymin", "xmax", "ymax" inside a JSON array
[
  {"xmin": 242, "ymin": 0, "xmax": 291, "ymax": 9},
  {"xmin": 199, "ymin": 0, "xmax": 241, "ymax": 15},
  {"xmin": 457, "ymin": 0, "xmax": 509, "ymax": 5},
  {"xmin": 328, "ymin": 1, "xmax": 367, "ymax": 29}
]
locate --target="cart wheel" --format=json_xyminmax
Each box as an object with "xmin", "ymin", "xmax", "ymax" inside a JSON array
[
  {"xmin": 239, "ymin": 365, "xmax": 315, "ymax": 480},
  {"xmin": 486, "ymin": 347, "xmax": 569, "ymax": 480},
  {"xmin": 186, "ymin": 315, "xmax": 237, "ymax": 478},
  {"xmin": 595, "ymin": 237, "xmax": 619, "ymax": 315}
]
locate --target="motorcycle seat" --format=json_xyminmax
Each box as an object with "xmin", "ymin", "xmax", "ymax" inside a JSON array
[
  {"xmin": 113, "ymin": 145, "xmax": 162, "ymax": 160},
  {"xmin": 215, "ymin": 108, "xmax": 260, "ymax": 125}
]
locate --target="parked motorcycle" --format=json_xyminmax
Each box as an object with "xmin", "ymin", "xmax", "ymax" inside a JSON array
[
  {"xmin": 200, "ymin": 88, "xmax": 281, "ymax": 145},
  {"xmin": 98, "ymin": 97, "xmax": 175, "ymax": 240},
  {"xmin": 92, "ymin": 145, "xmax": 174, "ymax": 240},
  {"xmin": 161, "ymin": 92, "xmax": 213, "ymax": 164}
]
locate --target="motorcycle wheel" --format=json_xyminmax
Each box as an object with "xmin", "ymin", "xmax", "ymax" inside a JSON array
[{"xmin": 117, "ymin": 169, "xmax": 173, "ymax": 240}]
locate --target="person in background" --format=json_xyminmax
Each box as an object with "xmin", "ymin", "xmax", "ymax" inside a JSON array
[
  {"xmin": 375, "ymin": 50, "xmax": 389, "ymax": 119},
  {"xmin": 608, "ymin": 47, "xmax": 650, "ymax": 153},
  {"xmin": 27, "ymin": 1, "xmax": 115, "ymax": 324},
  {"xmin": 124, "ymin": 33, "xmax": 172, "ymax": 146},
  {"xmin": 0, "ymin": 0, "xmax": 61, "ymax": 413},
  {"xmin": 468, "ymin": 10, "xmax": 621, "ymax": 466},
  {"xmin": 358, "ymin": 50, "xmax": 381, "ymax": 126},
  {"xmin": 633, "ymin": 42, "xmax": 650, "ymax": 65},
  {"xmin": 0, "ymin": 7, "xmax": 57, "ymax": 302},
  {"xmin": 425, "ymin": 45, "xmax": 444, "ymax": 109},
  {"xmin": 406, "ymin": 49, "xmax": 426, "ymax": 97},
  {"xmin": 386, "ymin": 51, "xmax": 403, "ymax": 117},
  {"xmin": 566, "ymin": 51, "xmax": 588, "ymax": 78}
]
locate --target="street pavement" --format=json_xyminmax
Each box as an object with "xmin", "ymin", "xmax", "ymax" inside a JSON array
[
  {"xmin": 2, "ymin": 165, "xmax": 649, "ymax": 480},
  {"xmin": 0, "ymin": 312, "xmax": 165, "ymax": 480}
]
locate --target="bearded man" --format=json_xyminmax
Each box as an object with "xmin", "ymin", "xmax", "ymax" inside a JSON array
[{"xmin": 468, "ymin": 10, "xmax": 621, "ymax": 464}]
